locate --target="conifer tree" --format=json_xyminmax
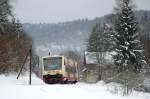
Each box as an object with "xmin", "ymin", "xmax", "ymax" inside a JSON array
[
  {"xmin": 103, "ymin": 24, "xmax": 115, "ymax": 51},
  {"xmin": 113, "ymin": 0, "xmax": 146, "ymax": 72},
  {"xmin": 0, "ymin": 0, "xmax": 12, "ymax": 33},
  {"xmin": 87, "ymin": 24, "xmax": 104, "ymax": 52}
]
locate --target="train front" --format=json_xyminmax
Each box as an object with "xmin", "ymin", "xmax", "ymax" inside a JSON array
[{"xmin": 42, "ymin": 56, "xmax": 67, "ymax": 84}]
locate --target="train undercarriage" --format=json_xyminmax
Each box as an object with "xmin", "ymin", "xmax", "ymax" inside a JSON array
[{"xmin": 43, "ymin": 74, "xmax": 77, "ymax": 84}]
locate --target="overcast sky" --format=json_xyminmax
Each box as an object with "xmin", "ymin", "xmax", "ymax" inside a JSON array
[{"xmin": 12, "ymin": 0, "xmax": 150, "ymax": 23}]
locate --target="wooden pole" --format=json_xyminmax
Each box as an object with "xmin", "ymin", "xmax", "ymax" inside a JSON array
[{"xmin": 29, "ymin": 47, "xmax": 32, "ymax": 85}]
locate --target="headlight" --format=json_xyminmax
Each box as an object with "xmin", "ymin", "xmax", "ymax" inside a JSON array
[
  {"xmin": 55, "ymin": 70, "xmax": 62, "ymax": 74},
  {"xmin": 44, "ymin": 71, "xmax": 48, "ymax": 75}
]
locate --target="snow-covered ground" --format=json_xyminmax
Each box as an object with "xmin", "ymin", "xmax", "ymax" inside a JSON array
[{"xmin": 0, "ymin": 74, "xmax": 150, "ymax": 99}]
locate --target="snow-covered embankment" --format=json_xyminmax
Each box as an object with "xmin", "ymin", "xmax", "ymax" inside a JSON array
[{"xmin": 0, "ymin": 74, "xmax": 150, "ymax": 99}]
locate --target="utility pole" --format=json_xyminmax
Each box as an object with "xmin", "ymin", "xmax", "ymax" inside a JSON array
[
  {"xmin": 17, "ymin": 45, "xmax": 33, "ymax": 85},
  {"xmin": 29, "ymin": 46, "xmax": 32, "ymax": 85}
]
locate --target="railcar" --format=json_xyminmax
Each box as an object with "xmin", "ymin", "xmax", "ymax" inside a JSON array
[{"xmin": 42, "ymin": 55, "xmax": 77, "ymax": 84}]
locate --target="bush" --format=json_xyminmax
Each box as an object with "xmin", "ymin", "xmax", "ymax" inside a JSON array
[{"xmin": 112, "ymin": 69, "xmax": 144, "ymax": 95}]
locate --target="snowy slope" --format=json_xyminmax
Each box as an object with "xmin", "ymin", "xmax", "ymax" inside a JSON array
[{"xmin": 0, "ymin": 74, "xmax": 150, "ymax": 99}]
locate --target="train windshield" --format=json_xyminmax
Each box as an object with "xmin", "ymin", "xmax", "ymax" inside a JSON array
[{"xmin": 43, "ymin": 57, "xmax": 62, "ymax": 70}]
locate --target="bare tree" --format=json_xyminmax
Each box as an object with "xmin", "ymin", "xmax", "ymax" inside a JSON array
[{"xmin": 62, "ymin": 50, "xmax": 82, "ymax": 80}]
